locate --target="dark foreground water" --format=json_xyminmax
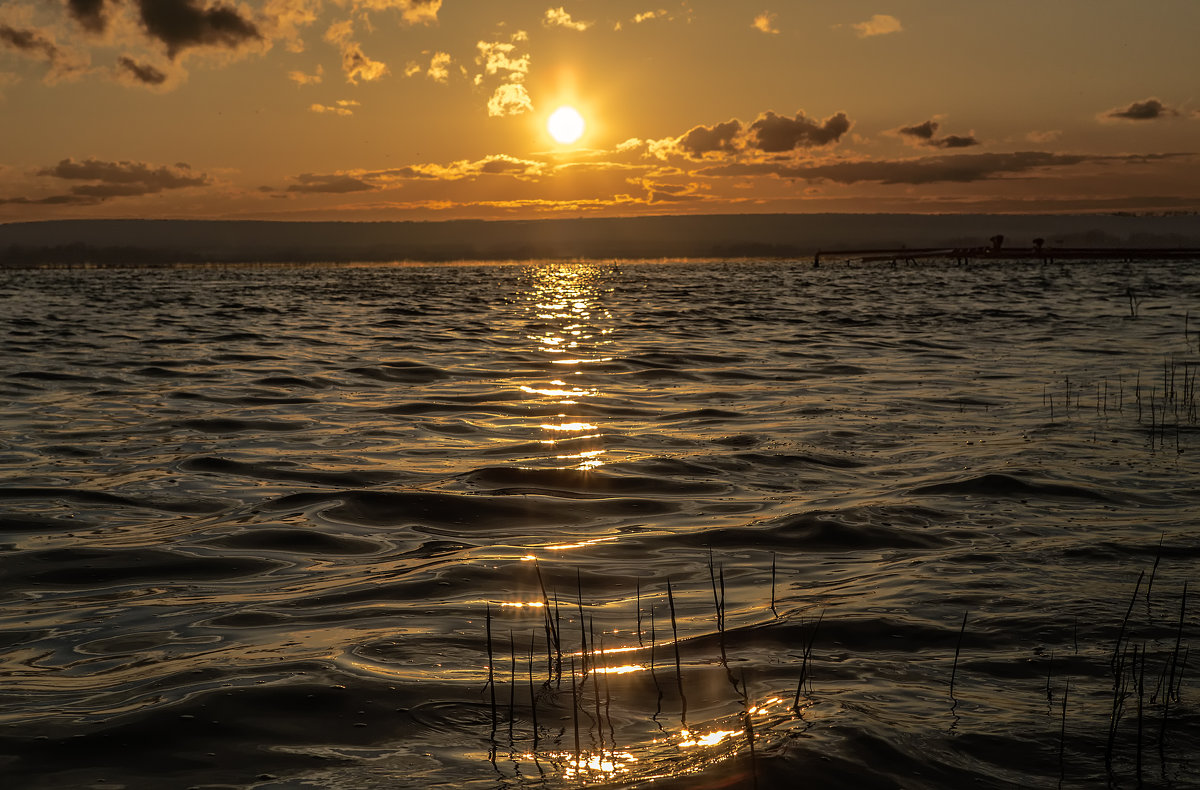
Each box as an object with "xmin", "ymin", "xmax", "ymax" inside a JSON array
[{"xmin": 1, "ymin": 257, "xmax": 1198, "ymax": 789}]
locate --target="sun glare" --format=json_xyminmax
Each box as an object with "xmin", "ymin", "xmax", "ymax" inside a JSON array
[{"xmin": 547, "ymin": 106, "xmax": 585, "ymax": 144}]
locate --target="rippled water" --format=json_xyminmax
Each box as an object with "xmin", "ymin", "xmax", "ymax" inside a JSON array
[{"xmin": 1, "ymin": 258, "xmax": 1198, "ymax": 789}]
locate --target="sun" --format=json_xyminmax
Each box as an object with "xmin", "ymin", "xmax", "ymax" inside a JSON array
[{"xmin": 547, "ymin": 106, "xmax": 586, "ymax": 145}]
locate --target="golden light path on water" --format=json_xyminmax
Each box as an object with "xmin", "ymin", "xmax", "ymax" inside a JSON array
[
  {"xmin": 523, "ymin": 263, "xmax": 614, "ymax": 473},
  {"xmin": 478, "ymin": 263, "xmax": 821, "ymax": 786}
]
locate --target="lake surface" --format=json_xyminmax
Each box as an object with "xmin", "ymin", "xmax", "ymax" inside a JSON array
[{"xmin": 1, "ymin": 257, "xmax": 1197, "ymax": 789}]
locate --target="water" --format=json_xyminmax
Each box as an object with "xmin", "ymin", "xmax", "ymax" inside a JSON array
[{"xmin": 1, "ymin": 257, "xmax": 1197, "ymax": 789}]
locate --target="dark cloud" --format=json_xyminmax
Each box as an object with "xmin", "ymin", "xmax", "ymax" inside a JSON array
[
  {"xmin": 0, "ymin": 194, "xmax": 99, "ymax": 206},
  {"xmin": 476, "ymin": 156, "xmax": 543, "ymax": 177},
  {"xmin": 117, "ymin": 55, "xmax": 167, "ymax": 85},
  {"xmin": 677, "ymin": 120, "xmax": 742, "ymax": 157},
  {"xmin": 897, "ymin": 120, "xmax": 980, "ymax": 149},
  {"xmin": 135, "ymin": 0, "xmax": 262, "ymax": 59},
  {"xmin": 37, "ymin": 158, "xmax": 209, "ymax": 199},
  {"xmin": 898, "ymin": 120, "xmax": 938, "ymax": 140},
  {"xmin": 934, "ymin": 134, "xmax": 980, "ymax": 149},
  {"xmin": 696, "ymin": 151, "xmax": 1142, "ymax": 185},
  {"xmin": 644, "ymin": 181, "xmax": 704, "ymax": 203},
  {"xmin": 748, "ymin": 110, "xmax": 851, "ymax": 152},
  {"xmin": 70, "ymin": 183, "xmax": 166, "ymax": 198},
  {"xmin": 67, "ymin": 0, "xmax": 108, "ymax": 33},
  {"xmin": 376, "ymin": 166, "xmax": 440, "ymax": 180},
  {"xmin": 0, "ymin": 24, "xmax": 62, "ymax": 61},
  {"xmin": 648, "ymin": 190, "xmax": 704, "ymax": 203},
  {"xmin": 287, "ymin": 173, "xmax": 376, "ymax": 193},
  {"xmin": 1106, "ymin": 97, "xmax": 1179, "ymax": 121}
]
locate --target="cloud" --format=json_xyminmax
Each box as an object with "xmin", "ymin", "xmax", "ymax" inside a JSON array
[
  {"xmin": 748, "ymin": 110, "xmax": 851, "ymax": 152},
  {"xmin": 38, "ymin": 157, "xmax": 210, "ymax": 197},
  {"xmin": 475, "ymin": 154, "xmax": 546, "ymax": 177},
  {"xmin": 936, "ymin": 134, "xmax": 979, "ymax": 149},
  {"xmin": 1026, "ymin": 129, "xmax": 1062, "ymax": 143},
  {"xmin": 632, "ymin": 178, "xmax": 706, "ymax": 203},
  {"xmin": 426, "ymin": 50, "xmax": 451, "ymax": 82},
  {"xmin": 487, "ymin": 82, "xmax": 533, "ymax": 117},
  {"xmin": 0, "ymin": 22, "xmax": 89, "ymax": 80},
  {"xmin": 848, "ymin": 14, "xmax": 902, "ymax": 38},
  {"xmin": 349, "ymin": 0, "xmax": 442, "ymax": 25},
  {"xmin": 378, "ymin": 155, "xmax": 547, "ymax": 182},
  {"xmin": 475, "ymin": 31, "xmax": 532, "ymax": 117},
  {"xmin": 544, "ymin": 7, "xmax": 592, "ymax": 31},
  {"xmin": 116, "ymin": 55, "xmax": 168, "ymax": 86},
  {"xmin": 282, "ymin": 155, "xmax": 546, "ymax": 196},
  {"xmin": 676, "ymin": 119, "xmax": 742, "ymax": 158},
  {"xmin": 310, "ymin": 99, "xmax": 359, "ymax": 116},
  {"xmin": 66, "ymin": 0, "xmax": 108, "ymax": 33},
  {"xmin": 697, "ymin": 151, "xmax": 1185, "ymax": 186},
  {"xmin": 134, "ymin": 0, "xmax": 263, "ymax": 59},
  {"xmin": 752, "ymin": 12, "xmax": 778, "ymax": 35},
  {"xmin": 399, "ymin": 0, "xmax": 441, "ymax": 25},
  {"xmin": 1103, "ymin": 97, "xmax": 1180, "ymax": 121},
  {"xmin": 633, "ymin": 10, "xmax": 667, "ymax": 24},
  {"xmin": 0, "ymin": 194, "xmax": 100, "ymax": 206},
  {"xmin": 476, "ymin": 32, "xmax": 530, "ymax": 79},
  {"xmin": 898, "ymin": 120, "xmax": 938, "ymax": 141},
  {"xmin": 288, "ymin": 64, "xmax": 323, "ymax": 85},
  {"xmin": 264, "ymin": 0, "xmax": 321, "ymax": 53},
  {"xmin": 647, "ymin": 109, "xmax": 852, "ymax": 160},
  {"xmin": 0, "ymin": 24, "xmax": 61, "ymax": 62},
  {"xmin": 325, "ymin": 20, "xmax": 388, "ymax": 84},
  {"xmin": 895, "ymin": 120, "xmax": 981, "ymax": 149},
  {"xmin": 287, "ymin": 173, "xmax": 376, "ymax": 193}
]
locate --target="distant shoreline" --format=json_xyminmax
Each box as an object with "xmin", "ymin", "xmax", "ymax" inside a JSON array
[{"xmin": 3, "ymin": 213, "xmax": 1199, "ymax": 266}]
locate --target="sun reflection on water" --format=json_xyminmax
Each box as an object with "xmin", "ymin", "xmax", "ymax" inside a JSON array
[
  {"xmin": 520, "ymin": 262, "xmax": 617, "ymax": 471},
  {"xmin": 677, "ymin": 729, "xmax": 739, "ymax": 749},
  {"xmin": 556, "ymin": 749, "xmax": 639, "ymax": 781}
]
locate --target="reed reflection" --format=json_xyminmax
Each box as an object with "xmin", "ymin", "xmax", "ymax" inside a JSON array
[{"xmin": 519, "ymin": 262, "xmax": 617, "ymax": 471}]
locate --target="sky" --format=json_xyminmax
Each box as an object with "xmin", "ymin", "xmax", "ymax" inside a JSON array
[{"xmin": 1, "ymin": 0, "xmax": 1199, "ymax": 222}]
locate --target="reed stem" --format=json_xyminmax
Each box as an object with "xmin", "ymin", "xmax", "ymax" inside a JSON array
[
  {"xmin": 950, "ymin": 611, "xmax": 968, "ymax": 698},
  {"xmin": 666, "ymin": 577, "xmax": 687, "ymax": 726}
]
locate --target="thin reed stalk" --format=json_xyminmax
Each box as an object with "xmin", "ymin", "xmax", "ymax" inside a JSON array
[
  {"xmin": 508, "ymin": 630, "xmax": 516, "ymax": 746},
  {"xmin": 648, "ymin": 603, "xmax": 663, "ymax": 707},
  {"xmin": 1113, "ymin": 571, "xmax": 1145, "ymax": 674},
  {"xmin": 570, "ymin": 657, "xmax": 580, "ymax": 770},
  {"xmin": 1106, "ymin": 642, "xmax": 1131, "ymax": 770},
  {"xmin": 636, "ymin": 578, "xmax": 643, "ymax": 648},
  {"xmin": 950, "ymin": 611, "xmax": 968, "ymax": 698},
  {"xmin": 1159, "ymin": 582, "xmax": 1188, "ymax": 748},
  {"xmin": 793, "ymin": 610, "xmax": 823, "ymax": 712},
  {"xmin": 770, "ymin": 552, "xmax": 777, "ymax": 617},
  {"xmin": 1058, "ymin": 675, "xmax": 1070, "ymax": 786},
  {"xmin": 485, "ymin": 602, "xmax": 497, "ymax": 735},
  {"xmin": 534, "ymin": 561, "xmax": 560, "ymax": 679},
  {"xmin": 528, "ymin": 634, "xmax": 539, "ymax": 749},
  {"xmin": 666, "ymin": 578, "xmax": 687, "ymax": 726},
  {"xmin": 1046, "ymin": 650, "xmax": 1055, "ymax": 703},
  {"xmin": 590, "ymin": 616, "xmax": 603, "ymax": 752},
  {"xmin": 1147, "ymin": 533, "xmax": 1164, "ymax": 612},
  {"xmin": 576, "ymin": 568, "xmax": 588, "ymax": 675},
  {"xmin": 599, "ymin": 631, "xmax": 615, "ymax": 748},
  {"xmin": 1136, "ymin": 644, "xmax": 1145, "ymax": 784},
  {"xmin": 741, "ymin": 669, "xmax": 758, "ymax": 789},
  {"xmin": 718, "ymin": 566, "xmax": 729, "ymax": 669},
  {"xmin": 707, "ymin": 550, "xmax": 722, "ymax": 634}
]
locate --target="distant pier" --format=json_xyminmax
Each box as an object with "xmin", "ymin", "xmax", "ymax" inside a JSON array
[{"xmin": 813, "ymin": 246, "xmax": 1200, "ymax": 266}]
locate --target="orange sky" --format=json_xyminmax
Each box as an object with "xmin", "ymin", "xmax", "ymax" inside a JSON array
[{"xmin": 2, "ymin": 1, "xmax": 1199, "ymax": 221}]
